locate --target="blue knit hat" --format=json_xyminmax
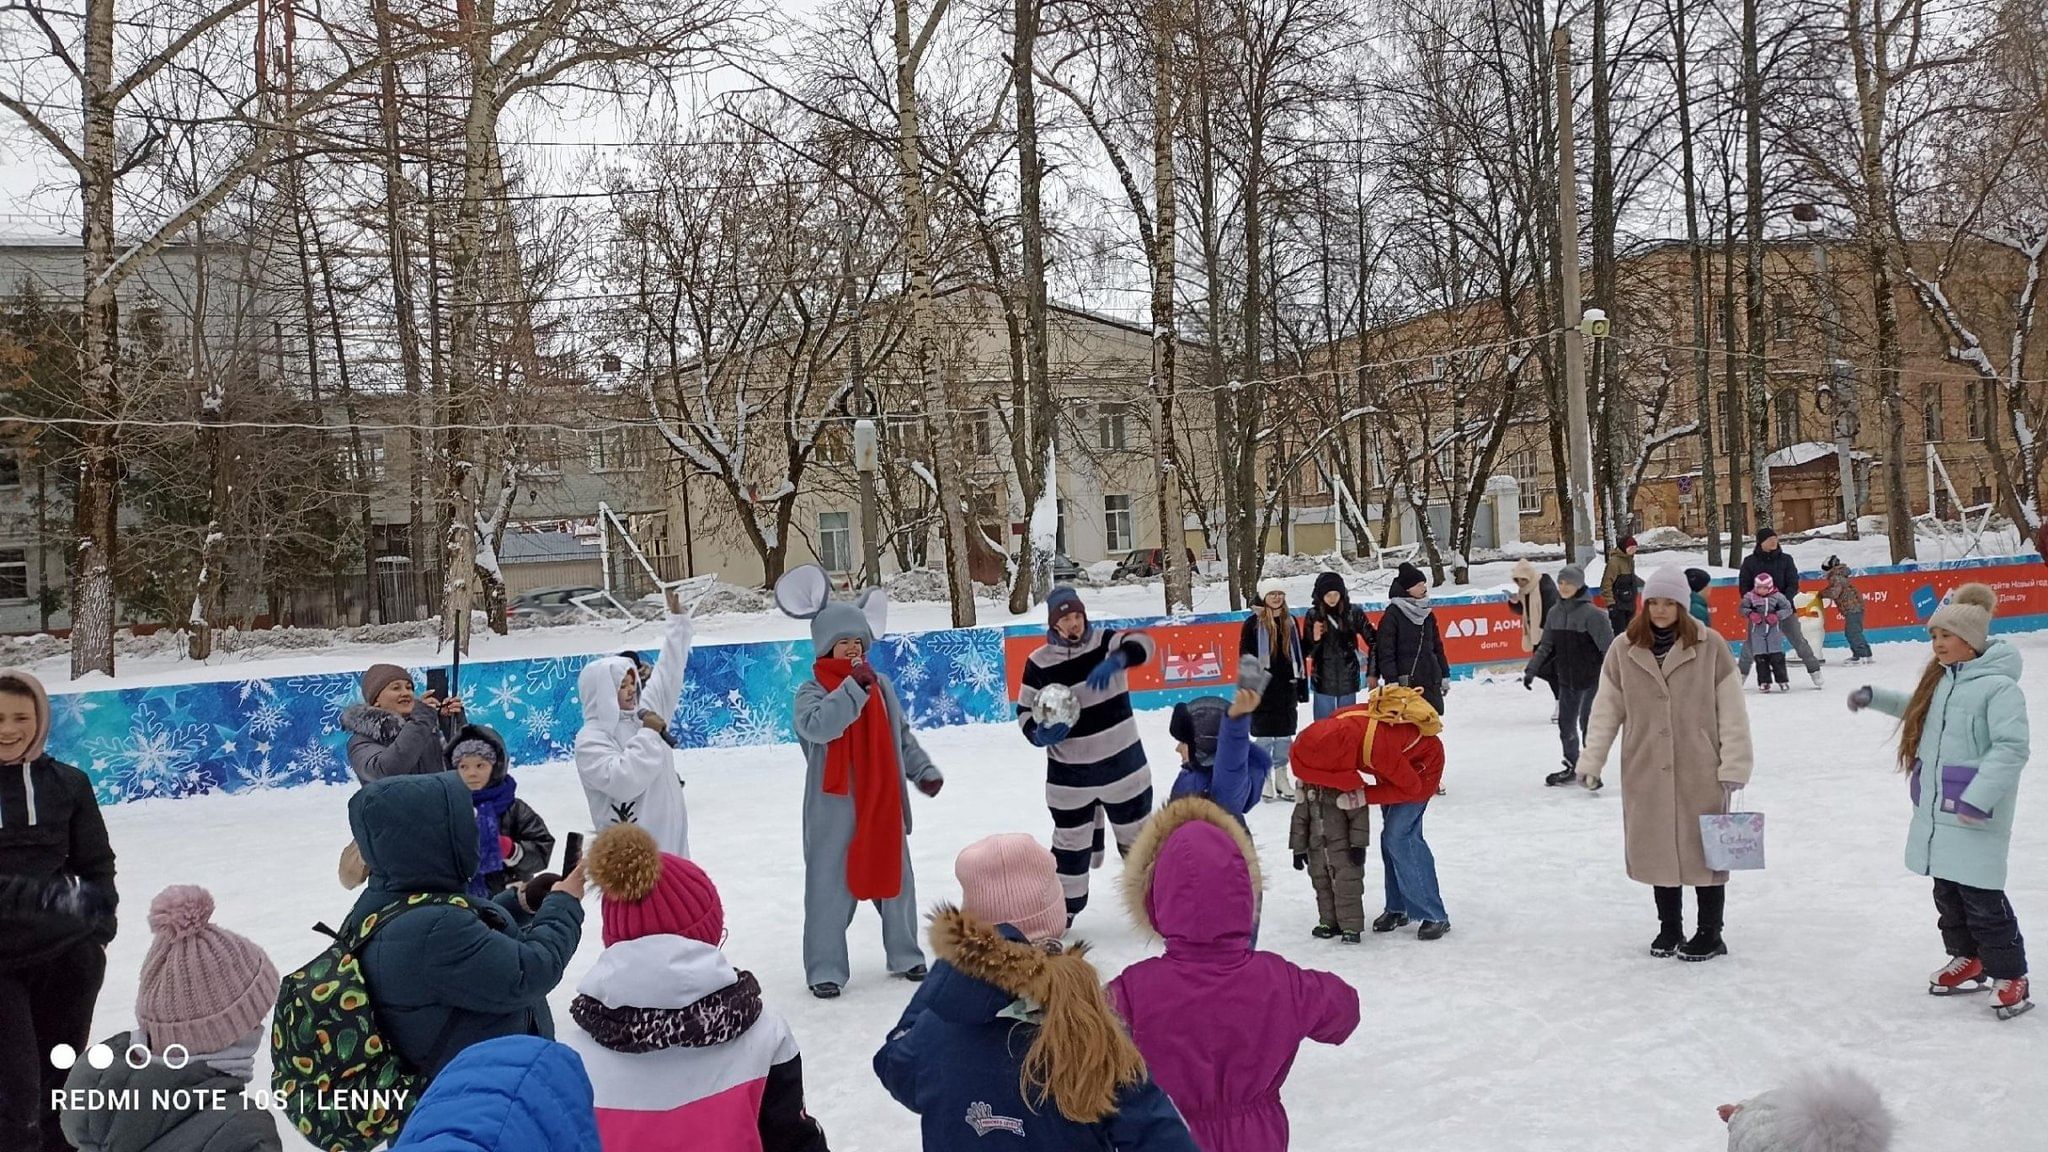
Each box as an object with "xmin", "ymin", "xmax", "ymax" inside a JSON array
[{"xmin": 1047, "ymin": 586, "xmax": 1086, "ymax": 629}]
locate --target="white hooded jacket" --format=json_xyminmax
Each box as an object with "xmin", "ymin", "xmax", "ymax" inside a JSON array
[{"xmin": 577, "ymin": 612, "xmax": 694, "ymax": 857}]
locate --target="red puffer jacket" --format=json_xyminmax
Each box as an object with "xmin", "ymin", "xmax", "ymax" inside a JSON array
[{"xmin": 1290, "ymin": 709, "xmax": 1444, "ymax": 806}]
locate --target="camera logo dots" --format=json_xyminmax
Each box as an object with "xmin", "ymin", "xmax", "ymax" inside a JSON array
[
  {"xmin": 86, "ymin": 1044, "xmax": 115, "ymax": 1069},
  {"xmin": 48, "ymin": 1044, "xmax": 77, "ymax": 1070},
  {"xmin": 50, "ymin": 1042, "xmax": 187, "ymax": 1070}
]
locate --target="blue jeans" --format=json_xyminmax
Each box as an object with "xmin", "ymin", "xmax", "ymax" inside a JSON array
[
  {"xmin": 1842, "ymin": 609, "xmax": 1872, "ymax": 660},
  {"xmin": 1312, "ymin": 692, "xmax": 1357, "ymax": 721},
  {"xmin": 1557, "ymin": 683, "xmax": 1596, "ymax": 764},
  {"xmin": 1381, "ymin": 801, "xmax": 1447, "ymax": 923}
]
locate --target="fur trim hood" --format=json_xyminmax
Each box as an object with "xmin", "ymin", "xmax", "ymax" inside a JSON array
[
  {"xmin": 1119, "ymin": 797, "xmax": 1263, "ymax": 950},
  {"xmin": 926, "ymin": 905, "xmax": 1146, "ymax": 1124},
  {"xmin": 339, "ymin": 703, "xmax": 406, "ymax": 743}
]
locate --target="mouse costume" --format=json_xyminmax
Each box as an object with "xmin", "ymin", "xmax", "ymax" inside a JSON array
[{"xmin": 778, "ymin": 565, "xmax": 943, "ymax": 993}]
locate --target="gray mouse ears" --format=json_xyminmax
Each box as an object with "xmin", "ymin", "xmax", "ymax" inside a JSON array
[{"xmin": 773, "ymin": 563, "xmax": 888, "ymax": 638}]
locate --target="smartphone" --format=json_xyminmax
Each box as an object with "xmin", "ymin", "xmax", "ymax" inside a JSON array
[
  {"xmin": 425, "ymin": 668, "xmax": 450, "ymax": 699},
  {"xmin": 561, "ymin": 832, "xmax": 585, "ymax": 875}
]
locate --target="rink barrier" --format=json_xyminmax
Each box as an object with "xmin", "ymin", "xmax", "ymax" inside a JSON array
[{"xmin": 44, "ymin": 552, "xmax": 2048, "ymax": 805}]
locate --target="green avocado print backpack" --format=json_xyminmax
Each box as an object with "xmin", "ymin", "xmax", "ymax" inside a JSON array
[{"xmin": 271, "ymin": 893, "xmax": 472, "ymax": 1152}]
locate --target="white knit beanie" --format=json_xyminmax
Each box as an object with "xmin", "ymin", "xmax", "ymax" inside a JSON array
[
  {"xmin": 1726, "ymin": 1068, "xmax": 1893, "ymax": 1152},
  {"xmin": 1641, "ymin": 567, "xmax": 1692, "ymax": 606},
  {"xmin": 1926, "ymin": 583, "xmax": 1997, "ymax": 653}
]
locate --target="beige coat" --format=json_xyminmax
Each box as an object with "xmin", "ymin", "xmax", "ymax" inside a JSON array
[{"xmin": 1576, "ymin": 629, "xmax": 1754, "ymax": 886}]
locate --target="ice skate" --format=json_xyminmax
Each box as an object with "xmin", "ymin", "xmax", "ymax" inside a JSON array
[
  {"xmin": 1545, "ymin": 762, "xmax": 1580, "ymax": 787},
  {"xmin": 1808, "ymin": 667, "xmax": 1825, "ymax": 689},
  {"xmin": 1992, "ymin": 977, "xmax": 2033, "ymax": 1020},
  {"xmin": 1312, "ymin": 923, "xmax": 1339, "ymax": 940},
  {"xmin": 1929, "ymin": 956, "xmax": 1988, "ymax": 996}
]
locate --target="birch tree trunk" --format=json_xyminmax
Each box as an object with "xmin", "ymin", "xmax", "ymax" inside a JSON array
[
  {"xmin": 441, "ymin": 0, "xmax": 500, "ymax": 650},
  {"xmin": 69, "ymin": 0, "xmax": 121, "ymax": 677},
  {"xmin": 1151, "ymin": 0, "xmax": 1192, "ymax": 614},
  {"xmin": 892, "ymin": 0, "xmax": 977, "ymax": 626},
  {"xmin": 1742, "ymin": 0, "xmax": 1773, "ymax": 533},
  {"xmin": 373, "ymin": 0, "xmax": 433, "ymax": 619},
  {"xmin": 1013, "ymin": 0, "xmax": 1053, "ymax": 613},
  {"xmin": 1668, "ymin": 0, "xmax": 1720, "ymax": 565}
]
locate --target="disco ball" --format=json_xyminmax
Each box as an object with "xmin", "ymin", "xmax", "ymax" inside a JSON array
[{"xmin": 1032, "ymin": 682, "xmax": 1082, "ymax": 729}]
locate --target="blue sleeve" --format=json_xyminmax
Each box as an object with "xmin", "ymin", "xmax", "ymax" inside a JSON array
[
  {"xmin": 1100, "ymin": 1077, "xmax": 1198, "ymax": 1151},
  {"xmin": 873, "ymin": 1003, "xmax": 930, "ymax": 1114},
  {"xmin": 1211, "ymin": 713, "xmax": 1267, "ymax": 816}
]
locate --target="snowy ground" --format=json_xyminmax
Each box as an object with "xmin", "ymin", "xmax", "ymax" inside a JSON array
[
  {"xmin": 39, "ymin": 528, "xmax": 2012, "ymax": 692},
  {"xmin": 90, "ymin": 625, "xmax": 2048, "ymax": 1151}
]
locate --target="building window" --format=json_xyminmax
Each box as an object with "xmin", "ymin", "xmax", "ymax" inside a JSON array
[
  {"xmin": 527, "ymin": 429, "xmax": 566, "ymax": 476},
  {"xmin": 815, "ymin": 425, "xmax": 852, "ymax": 467},
  {"xmin": 886, "ymin": 413, "xmax": 925, "ymax": 455},
  {"xmin": 0, "ymin": 548, "xmax": 26, "ymax": 601},
  {"xmin": 1506, "ymin": 449, "xmax": 1545, "ymax": 514},
  {"xmin": 1098, "ymin": 405, "xmax": 1129, "ymax": 451},
  {"xmin": 338, "ymin": 433, "xmax": 386, "ymax": 483},
  {"xmin": 1968, "ymin": 381, "xmax": 1993, "ymax": 441},
  {"xmin": 1772, "ymin": 295, "xmax": 1794, "ymax": 341},
  {"xmin": 818, "ymin": 511, "xmax": 852, "ymax": 573},
  {"xmin": 0, "ymin": 450, "xmax": 18, "ymax": 489},
  {"xmin": 1717, "ymin": 395, "xmax": 1738, "ymax": 446},
  {"xmin": 1922, "ymin": 383, "xmax": 1942, "ymax": 442},
  {"xmin": 1973, "ymin": 483, "xmax": 1993, "ymax": 509},
  {"xmin": 1055, "ymin": 499, "xmax": 1068, "ymax": 555},
  {"xmin": 1103, "ymin": 494, "xmax": 1134, "ymax": 552},
  {"xmin": 969, "ymin": 409, "xmax": 994, "ymax": 455},
  {"xmin": 1774, "ymin": 389, "xmax": 1800, "ymax": 448},
  {"xmin": 585, "ymin": 428, "xmax": 646, "ymax": 473}
]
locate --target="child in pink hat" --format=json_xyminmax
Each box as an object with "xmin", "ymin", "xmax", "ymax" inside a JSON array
[
  {"xmin": 954, "ymin": 833, "xmax": 1068, "ymax": 946},
  {"xmin": 59, "ymin": 885, "xmax": 281, "ymax": 1152},
  {"xmin": 564, "ymin": 824, "xmax": 826, "ymax": 1152}
]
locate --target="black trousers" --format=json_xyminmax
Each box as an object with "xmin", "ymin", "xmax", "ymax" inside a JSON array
[
  {"xmin": 1654, "ymin": 884, "xmax": 1726, "ymax": 931},
  {"xmin": 1753, "ymin": 653, "xmax": 1788, "ymax": 688},
  {"xmin": 0, "ymin": 941, "xmax": 107, "ymax": 1151},
  {"xmin": 1933, "ymin": 878, "xmax": 2028, "ymax": 981}
]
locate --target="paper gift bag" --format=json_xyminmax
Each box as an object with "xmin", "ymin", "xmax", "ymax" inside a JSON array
[{"xmin": 1700, "ymin": 810, "xmax": 1766, "ymax": 872}]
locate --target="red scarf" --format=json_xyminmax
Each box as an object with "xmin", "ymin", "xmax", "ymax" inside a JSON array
[{"xmin": 813, "ymin": 658, "xmax": 906, "ymax": 900}]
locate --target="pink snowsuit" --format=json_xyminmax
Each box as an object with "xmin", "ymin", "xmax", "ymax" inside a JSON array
[{"xmin": 1108, "ymin": 798, "xmax": 1360, "ymax": 1152}]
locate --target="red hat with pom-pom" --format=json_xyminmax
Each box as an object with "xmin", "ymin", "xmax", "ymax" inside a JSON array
[
  {"xmin": 135, "ymin": 885, "xmax": 280, "ymax": 1055},
  {"xmin": 588, "ymin": 823, "xmax": 724, "ymax": 947}
]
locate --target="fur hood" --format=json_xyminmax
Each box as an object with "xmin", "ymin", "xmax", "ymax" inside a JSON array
[
  {"xmin": 340, "ymin": 703, "xmax": 406, "ymax": 743},
  {"xmin": 926, "ymin": 905, "xmax": 1145, "ymax": 1124},
  {"xmin": 1119, "ymin": 797, "xmax": 1263, "ymax": 947}
]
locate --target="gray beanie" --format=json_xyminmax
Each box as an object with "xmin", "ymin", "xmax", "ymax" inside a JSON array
[
  {"xmin": 1927, "ymin": 583, "xmax": 1997, "ymax": 653},
  {"xmin": 1557, "ymin": 564, "xmax": 1587, "ymax": 590},
  {"xmin": 1726, "ymin": 1068, "xmax": 1893, "ymax": 1152},
  {"xmin": 1236, "ymin": 654, "xmax": 1270, "ymax": 695}
]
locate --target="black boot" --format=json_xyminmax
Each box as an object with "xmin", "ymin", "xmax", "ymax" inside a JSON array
[
  {"xmin": 1312, "ymin": 923, "xmax": 1340, "ymax": 940},
  {"xmin": 1372, "ymin": 911, "xmax": 1410, "ymax": 933},
  {"xmin": 1650, "ymin": 886, "xmax": 1684, "ymax": 958},
  {"xmin": 1678, "ymin": 885, "xmax": 1727, "ymax": 962},
  {"xmin": 1545, "ymin": 760, "xmax": 1579, "ymax": 787}
]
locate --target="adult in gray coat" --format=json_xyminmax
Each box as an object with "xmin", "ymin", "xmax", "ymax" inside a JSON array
[
  {"xmin": 776, "ymin": 565, "xmax": 944, "ymax": 1000},
  {"xmin": 1524, "ymin": 565, "xmax": 1615, "ymax": 786},
  {"xmin": 341, "ymin": 663, "xmax": 465, "ymax": 784}
]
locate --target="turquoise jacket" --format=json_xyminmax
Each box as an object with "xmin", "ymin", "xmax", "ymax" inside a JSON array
[{"xmin": 1866, "ymin": 639, "xmax": 2030, "ymax": 889}]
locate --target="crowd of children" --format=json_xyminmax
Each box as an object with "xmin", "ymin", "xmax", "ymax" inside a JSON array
[{"xmin": 0, "ymin": 533, "xmax": 2027, "ymax": 1152}]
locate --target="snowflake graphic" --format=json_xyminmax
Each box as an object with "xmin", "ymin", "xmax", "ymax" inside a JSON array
[
  {"xmin": 671, "ymin": 690, "xmax": 718, "ymax": 747},
  {"xmin": 709, "ymin": 689, "xmax": 781, "ymax": 748},
  {"xmin": 237, "ymin": 678, "xmax": 280, "ymax": 705},
  {"xmin": 285, "ymin": 676, "xmax": 367, "ymax": 729},
  {"xmin": 766, "ymin": 642, "xmax": 803, "ymax": 679},
  {"xmin": 953, "ymin": 647, "xmax": 1002, "ymax": 699},
  {"xmin": 483, "ymin": 681, "xmax": 523, "ymax": 717},
  {"xmin": 285, "ymin": 737, "xmax": 342, "ymax": 784},
  {"xmin": 49, "ymin": 692, "xmax": 97, "ymax": 727},
  {"xmin": 725, "ymin": 646, "xmax": 759, "ymax": 683},
  {"xmin": 87, "ymin": 710, "xmax": 211, "ymax": 800},
  {"xmin": 246, "ymin": 700, "xmax": 290, "ymax": 738},
  {"xmin": 235, "ymin": 757, "xmax": 291, "ymax": 790}
]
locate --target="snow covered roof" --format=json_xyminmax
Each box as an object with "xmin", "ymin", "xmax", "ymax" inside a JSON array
[
  {"xmin": 1764, "ymin": 441, "xmax": 1871, "ymax": 470},
  {"xmin": 498, "ymin": 529, "xmax": 595, "ymax": 563}
]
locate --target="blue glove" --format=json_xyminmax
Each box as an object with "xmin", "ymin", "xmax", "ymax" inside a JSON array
[
  {"xmin": 1085, "ymin": 651, "xmax": 1129, "ymax": 692},
  {"xmin": 1029, "ymin": 722, "xmax": 1071, "ymax": 748}
]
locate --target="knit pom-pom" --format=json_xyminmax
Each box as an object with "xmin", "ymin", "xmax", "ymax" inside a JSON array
[
  {"xmin": 1950, "ymin": 582, "xmax": 1998, "ymax": 616},
  {"xmin": 588, "ymin": 823, "xmax": 662, "ymax": 902},
  {"xmin": 148, "ymin": 884, "xmax": 215, "ymax": 940}
]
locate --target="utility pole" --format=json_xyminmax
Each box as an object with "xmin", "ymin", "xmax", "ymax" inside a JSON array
[
  {"xmin": 1554, "ymin": 28, "xmax": 1596, "ymax": 566},
  {"xmin": 851, "ymin": 330, "xmax": 882, "ymax": 585},
  {"xmin": 1796, "ymin": 204, "xmax": 1861, "ymax": 539}
]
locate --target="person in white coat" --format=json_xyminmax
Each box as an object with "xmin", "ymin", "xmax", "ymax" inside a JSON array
[{"xmin": 577, "ymin": 589, "xmax": 695, "ymax": 857}]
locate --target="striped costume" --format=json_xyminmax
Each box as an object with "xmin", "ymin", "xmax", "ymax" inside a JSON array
[{"xmin": 1017, "ymin": 626, "xmax": 1157, "ymax": 918}]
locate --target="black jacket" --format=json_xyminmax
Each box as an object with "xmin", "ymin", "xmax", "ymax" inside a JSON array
[
  {"xmin": 1739, "ymin": 546, "xmax": 1802, "ymax": 598},
  {"xmin": 1303, "ymin": 574, "xmax": 1375, "ymax": 697},
  {"xmin": 0, "ymin": 754, "xmax": 117, "ymax": 972},
  {"xmin": 1238, "ymin": 614, "xmax": 1303, "ymax": 738},
  {"xmin": 447, "ymin": 723, "xmax": 554, "ymax": 892},
  {"xmin": 1526, "ymin": 591, "xmax": 1615, "ymax": 691},
  {"xmin": 1374, "ymin": 599, "xmax": 1447, "ymax": 690}
]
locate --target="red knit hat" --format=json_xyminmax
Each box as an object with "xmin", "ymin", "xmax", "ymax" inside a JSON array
[{"xmin": 587, "ymin": 824, "xmax": 724, "ymax": 947}]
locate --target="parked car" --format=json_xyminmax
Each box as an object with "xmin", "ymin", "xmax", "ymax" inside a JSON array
[
  {"xmin": 507, "ymin": 586, "xmax": 602, "ymax": 621},
  {"xmin": 1112, "ymin": 547, "xmax": 1199, "ymax": 580},
  {"xmin": 1052, "ymin": 551, "xmax": 1084, "ymax": 584}
]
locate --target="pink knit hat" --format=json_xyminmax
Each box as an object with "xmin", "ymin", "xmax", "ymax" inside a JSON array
[
  {"xmin": 588, "ymin": 823, "xmax": 724, "ymax": 947},
  {"xmin": 135, "ymin": 886, "xmax": 280, "ymax": 1055},
  {"xmin": 955, "ymin": 834, "xmax": 1067, "ymax": 943}
]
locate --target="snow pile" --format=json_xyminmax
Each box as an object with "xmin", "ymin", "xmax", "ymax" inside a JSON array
[
  {"xmin": 1635, "ymin": 526, "xmax": 1698, "ymax": 549},
  {"xmin": 688, "ymin": 582, "xmax": 776, "ymax": 616}
]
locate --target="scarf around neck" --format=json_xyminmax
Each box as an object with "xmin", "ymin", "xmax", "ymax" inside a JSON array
[
  {"xmin": 1391, "ymin": 597, "xmax": 1433, "ymax": 626},
  {"xmin": 813, "ymin": 658, "xmax": 906, "ymax": 900},
  {"xmin": 571, "ymin": 969, "xmax": 765, "ymax": 1054},
  {"xmin": 469, "ymin": 776, "xmax": 518, "ymax": 897},
  {"xmin": 1650, "ymin": 625, "xmax": 1678, "ymax": 663}
]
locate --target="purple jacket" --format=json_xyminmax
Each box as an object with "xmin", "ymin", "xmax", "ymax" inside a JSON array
[{"xmin": 1108, "ymin": 798, "xmax": 1359, "ymax": 1152}]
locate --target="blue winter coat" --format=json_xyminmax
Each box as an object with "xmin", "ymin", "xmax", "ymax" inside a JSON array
[
  {"xmin": 342, "ymin": 774, "xmax": 585, "ymax": 1083},
  {"xmin": 1866, "ymin": 639, "xmax": 2031, "ymax": 889},
  {"xmin": 392, "ymin": 1035, "xmax": 600, "ymax": 1152},
  {"xmin": 875, "ymin": 909, "xmax": 1196, "ymax": 1152},
  {"xmin": 1169, "ymin": 712, "xmax": 1269, "ymax": 818}
]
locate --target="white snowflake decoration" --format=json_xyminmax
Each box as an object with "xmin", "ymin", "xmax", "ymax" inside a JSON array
[
  {"xmin": 246, "ymin": 700, "xmax": 291, "ymax": 738},
  {"xmin": 88, "ymin": 711, "xmax": 211, "ymax": 800},
  {"xmin": 236, "ymin": 757, "xmax": 290, "ymax": 790}
]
